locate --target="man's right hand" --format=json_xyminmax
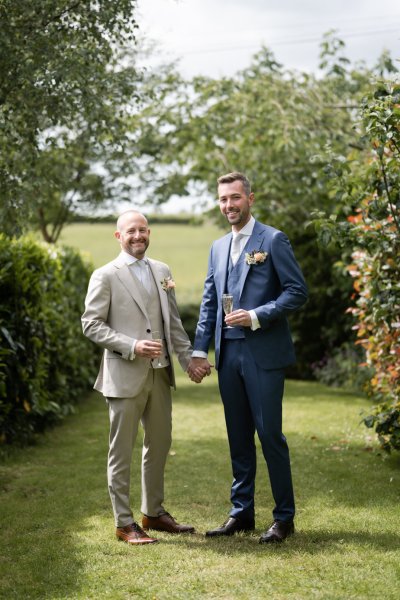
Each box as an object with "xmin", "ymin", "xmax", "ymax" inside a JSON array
[
  {"xmin": 135, "ymin": 340, "xmax": 162, "ymax": 359},
  {"xmin": 187, "ymin": 357, "xmax": 213, "ymax": 384}
]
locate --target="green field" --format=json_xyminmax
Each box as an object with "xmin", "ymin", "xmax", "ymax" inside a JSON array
[{"xmin": 59, "ymin": 222, "xmax": 223, "ymax": 304}]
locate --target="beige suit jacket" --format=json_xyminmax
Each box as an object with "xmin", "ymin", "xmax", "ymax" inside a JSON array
[{"xmin": 82, "ymin": 253, "xmax": 192, "ymax": 398}]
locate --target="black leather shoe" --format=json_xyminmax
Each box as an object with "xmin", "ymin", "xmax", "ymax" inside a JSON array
[
  {"xmin": 259, "ymin": 520, "xmax": 294, "ymax": 543},
  {"xmin": 206, "ymin": 516, "xmax": 255, "ymax": 537}
]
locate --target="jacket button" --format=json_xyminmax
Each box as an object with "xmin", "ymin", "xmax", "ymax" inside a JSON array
[{"xmin": 146, "ymin": 329, "xmax": 151, "ymax": 333}]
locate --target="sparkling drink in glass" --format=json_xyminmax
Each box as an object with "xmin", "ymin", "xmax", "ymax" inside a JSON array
[
  {"xmin": 222, "ymin": 294, "xmax": 234, "ymax": 328},
  {"xmin": 151, "ymin": 330, "xmax": 163, "ymax": 367}
]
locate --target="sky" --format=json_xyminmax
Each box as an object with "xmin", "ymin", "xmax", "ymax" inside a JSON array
[
  {"xmin": 136, "ymin": 0, "xmax": 400, "ymax": 79},
  {"xmin": 131, "ymin": 0, "xmax": 400, "ymax": 213}
]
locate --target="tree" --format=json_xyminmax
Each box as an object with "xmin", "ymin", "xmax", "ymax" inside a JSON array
[
  {"xmin": 0, "ymin": 0, "xmax": 140, "ymax": 241},
  {"xmin": 128, "ymin": 35, "xmax": 376, "ymax": 222},
  {"xmin": 127, "ymin": 34, "xmax": 396, "ymax": 375},
  {"xmin": 313, "ymin": 80, "xmax": 400, "ymax": 452}
]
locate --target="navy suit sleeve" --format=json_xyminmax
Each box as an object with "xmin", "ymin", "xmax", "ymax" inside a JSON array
[
  {"xmin": 255, "ymin": 231, "xmax": 308, "ymax": 327},
  {"xmin": 193, "ymin": 245, "xmax": 218, "ymax": 353}
]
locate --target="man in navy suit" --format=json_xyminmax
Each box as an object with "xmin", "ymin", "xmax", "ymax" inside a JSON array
[{"xmin": 187, "ymin": 172, "xmax": 307, "ymax": 543}]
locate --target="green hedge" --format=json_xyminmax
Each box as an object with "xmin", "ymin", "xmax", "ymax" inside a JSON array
[
  {"xmin": 285, "ymin": 230, "xmax": 355, "ymax": 379},
  {"xmin": 178, "ymin": 303, "xmax": 202, "ymax": 346},
  {"xmin": 0, "ymin": 235, "xmax": 99, "ymax": 445}
]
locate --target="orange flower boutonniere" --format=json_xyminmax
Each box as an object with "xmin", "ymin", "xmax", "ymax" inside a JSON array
[
  {"xmin": 245, "ymin": 250, "xmax": 268, "ymax": 265},
  {"xmin": 161, "ymin": 276, "xmax": 176, "ymax": 292}
]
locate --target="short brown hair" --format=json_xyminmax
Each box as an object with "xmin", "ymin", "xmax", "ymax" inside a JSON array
[{"xmin": 217, "ymin": 172, "xmax": 251, "ymax": 196}]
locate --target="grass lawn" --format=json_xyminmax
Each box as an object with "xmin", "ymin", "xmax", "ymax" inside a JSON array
[
  {"xmin": 0, "ymin": 369, "xmax": 399, "ymax": 599},
  {"xmin": 59, "ymin": 222, "xmax": 222, "ymax": 304}
]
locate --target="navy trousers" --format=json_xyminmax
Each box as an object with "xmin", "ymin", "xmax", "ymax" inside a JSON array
[{"xmin": 218, "ymin": 338, "xmax": 295, "ymax": 522}]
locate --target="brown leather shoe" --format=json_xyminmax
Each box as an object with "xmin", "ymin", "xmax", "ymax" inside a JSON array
[
  {"xmin": 116, "ymin": 522, "xmax": 158, "ymax": 544},
  {"xmin": 142, "ymin": 512, "xmax": 195, "ymax": 534},
  {"xmin": 259, "ymin": 520, "xmax": 294, "ymax": 543}
]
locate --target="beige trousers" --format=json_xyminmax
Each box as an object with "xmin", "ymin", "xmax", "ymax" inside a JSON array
[{"xmin": 106, "ymin": 367, "xmax": 172, "ymax": 527}]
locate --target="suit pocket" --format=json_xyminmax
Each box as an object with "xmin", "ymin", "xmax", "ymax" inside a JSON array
[{"xmin": 105, "ymin": 349, "xmax": 124, "ymax": 360}]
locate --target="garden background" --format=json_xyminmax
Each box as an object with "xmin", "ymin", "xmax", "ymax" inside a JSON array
[{"xmin": 0, "ymin": 2, "xmax": 399, "ymax": 599}]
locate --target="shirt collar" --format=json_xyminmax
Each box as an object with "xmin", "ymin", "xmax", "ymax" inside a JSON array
[
  {"xmin": 232, "ymin": 215, "xmax": 255, "ymax": 238},
  {"xmin": 120, "ymin": 251, "xmax": 147, "ymax": 265}
]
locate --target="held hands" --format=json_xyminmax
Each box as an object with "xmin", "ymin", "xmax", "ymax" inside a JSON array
[
  {"xmin": 187, "ymin": 357, "xmax": 213, "ymax": 384},
  {"xmin": 135, "ymin": 341, "xmax": 213, "ymax": 383},
  {"xmin": 224, "ymin": 309, "xmax": 252, "ymax": 328}
]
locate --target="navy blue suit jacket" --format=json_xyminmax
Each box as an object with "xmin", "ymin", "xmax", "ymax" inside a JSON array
[{"xmin": 194, "ymin": 220, "xmax": 308, "ymax": 370}]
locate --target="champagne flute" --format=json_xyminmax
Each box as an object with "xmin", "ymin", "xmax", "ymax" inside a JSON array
[
  {"xmin": 151, "ymin": 330, "xmax": 163, "ymax": 367},
  {"xmin": 222, "ymin": 294, "xmax": 234, "ymax": 328}
]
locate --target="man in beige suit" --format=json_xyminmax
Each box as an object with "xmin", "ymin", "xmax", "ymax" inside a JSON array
[{"xmin": 82, "ymin": 210, "xmax": 205, "ymax": 545}]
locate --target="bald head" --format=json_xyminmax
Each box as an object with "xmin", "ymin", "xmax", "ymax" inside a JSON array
[
  {"xmin": 115, "ymin": 210, "xmax": 150, "ymax": 259},
  {"xmin": 116, "ymin": 210, "xmax": 148, "ymax": 232}
]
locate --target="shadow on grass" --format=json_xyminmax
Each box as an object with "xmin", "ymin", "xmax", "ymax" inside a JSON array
[
  {"xmin": 1, "ymin": 511, "xmax": 87, "ymax": 598},
  {"xmin": 150, "ymin": 527, "xmax": 400, "ymax": 556},
  {"xmin": 0, "ymin": 394, "xmax": 109, "ymax": 599}
]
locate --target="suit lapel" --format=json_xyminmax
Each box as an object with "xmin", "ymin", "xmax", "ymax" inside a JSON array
[
  {"xmin": 238, "ymin": 221, "xmax": 265, "ymax": 298},
  {"xmin": 114, "ymin": 259, "xmax": 148, "ymax": 318},
  {"xmin": 147, "ymin": 260, "xmax": 170, "ymax": 329},
  {"xmin": 216, "ymin": 234, "xmax": 232, "ymax": 296}
]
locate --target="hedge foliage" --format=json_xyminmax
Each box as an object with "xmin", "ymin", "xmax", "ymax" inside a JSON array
[
  {"xmin": 313, "ymin": 80, "xmax": 400, "ymax": 452},
  {"xmin": 0, "ymin": 235, "xmax": 99, "ymax": 445}
]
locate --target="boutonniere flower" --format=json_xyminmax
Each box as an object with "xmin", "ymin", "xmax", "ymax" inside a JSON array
[
  {"xmin": 161, "ymin": 276, "xmax": 176, "ymax": 292},
  {"xmin": 245, "ymin": 250, "xmax": 268, "ymax": 265}
]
